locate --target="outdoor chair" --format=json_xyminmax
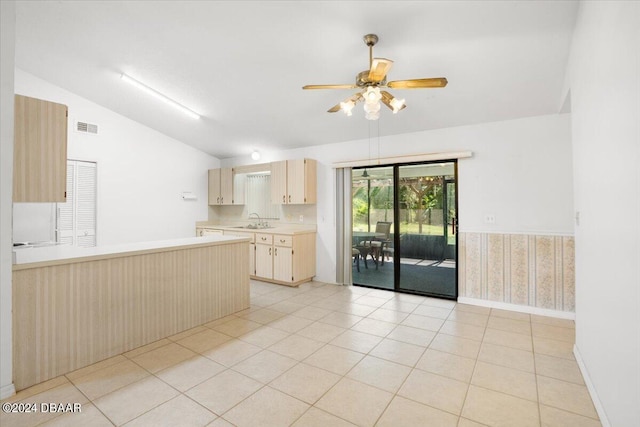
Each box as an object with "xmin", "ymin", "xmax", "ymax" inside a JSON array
[
  {"xmin": 352, "ymin": 247, "xmax": 361, "ymax": 272},
  {"xmin": 358, "ymin": 221, "xmax": 392, "ymax": 268}
]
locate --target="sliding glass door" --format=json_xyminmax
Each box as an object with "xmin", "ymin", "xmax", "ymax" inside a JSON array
[
  {"xmin": 396, "ymin": 163, "xmax": 457, "ymax": 297},
  {"xmin": 351, "ymin": 161, "xmax": 457, "ymax": 299},
  {"xmin": 352, "ymin": 166, "xmax": 395, "ymax": 290}
]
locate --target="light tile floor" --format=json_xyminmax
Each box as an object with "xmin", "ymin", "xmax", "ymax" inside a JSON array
[{"xmin": 1, "ymin": 280, "xmax": 601, "ymax": 427}]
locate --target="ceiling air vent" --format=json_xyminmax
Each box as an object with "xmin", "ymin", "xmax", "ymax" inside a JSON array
[{"xmin": 76, "ymin": 121, "xmax": 98, "ymax": 135}]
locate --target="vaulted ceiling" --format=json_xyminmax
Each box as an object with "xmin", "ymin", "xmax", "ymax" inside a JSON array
[{"xmin": 14, "ymin": 1, "xmax": 578, "ymax": 158}]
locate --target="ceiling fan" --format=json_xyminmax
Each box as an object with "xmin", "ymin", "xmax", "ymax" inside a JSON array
[{"xmin": 302, "ymin": 34, "xmax": 448, "ymax": 120}]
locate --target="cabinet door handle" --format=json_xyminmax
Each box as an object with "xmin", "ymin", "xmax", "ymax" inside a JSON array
[
  {"xmin": 261, "ymin": 237, "xmax": 267, "ymax": 241},
  {"xmin": 275, "ymin": 248, "xmax": 278, "ymax": 256},
  {"xmin": 269, "ymin": 247, "xmax": 272, "ymax": 255},
  {"xmin": 280, "ymin": 239, "xmax": 286, "ymax": 243},
  {"xmin": 288, "ymin": 195, "xmax": 291, "ymax": 203},
  {"xmin": 221, "ymin": 197, "xmax": 224, "ymax": 204},
  {"xmin": 216, "ymin": 197, "xmax": 220, "ymax": 203},
  {"xmin": 282, "ymin": 195, "xmax": 286, "ymax": 203}
]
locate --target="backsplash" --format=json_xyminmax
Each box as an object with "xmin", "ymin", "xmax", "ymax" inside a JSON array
[
  {"xmin": 208, "ymin": 203, "xmax": 317, "ymax": 225},
  {"xmin": 459, "ymin": 232, "xmax": 575, "ymax": 312}
]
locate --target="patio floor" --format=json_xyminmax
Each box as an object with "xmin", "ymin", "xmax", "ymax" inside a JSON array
[{"xmin": 352, "ymin": 257, "xmax": 456, "ymax": 298}]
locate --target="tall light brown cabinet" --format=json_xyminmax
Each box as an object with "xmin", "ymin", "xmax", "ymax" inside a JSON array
[
  {"xmin": 13, "ymin": 94, "xmax": 68, "ymax": 202},
  {"xmin": 271, "ymin": 159, "xmax": 317, "ymax": 204},
  {"xmin": 209, "ymin": 167, "xmax": 244, "ymax": 205}
]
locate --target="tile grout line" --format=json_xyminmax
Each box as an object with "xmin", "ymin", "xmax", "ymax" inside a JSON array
[
  {"xmin": 279, "ymin": 293, "xmax": 448, "ymax": 424},
  {"xmin": 62, "ymin": 373, "xmax": 117, "ymax": 426},
  {"xmin": 457, "ymin": 305, "xmax": 490, "ymax": 425},
  {"xmin": 116, "ymin": 350, "xmax": 194, "ymax": 424},
  {"xmin": 15, "ymin": 280, "xmax": 586, "ymax": 427},
  {"xmin": 269, "ymin": 294, "xmax": 389, "ymax": 426},
  {"xmin": 220, "ymin": 307, "xmax": 357, "ymax": 420},
  {"xmin": 369, "ymin": 318, "xmax": 432, "ymax": 426},
  {"xmin": 532, "ymin": 314, "xmax": 543, "ymax": 427},
  {"xmin": 368, "ymin": 305, "xmax": 456, "ymax": 424}
]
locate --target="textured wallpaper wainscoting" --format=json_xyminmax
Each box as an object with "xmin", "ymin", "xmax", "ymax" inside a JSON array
[{"xmin": 458, "ymin": 232, "xmax": 575, "ymax": 312}]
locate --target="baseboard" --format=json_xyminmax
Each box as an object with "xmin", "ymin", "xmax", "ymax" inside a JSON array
[
  {"xmin": 573, "ymin": 344, "xmax": 610, "ymax": 427},
  {"xmin": 457, "ymin": 297, "xmax": 575, "ymax": 320},
  {"xmin": 458, "ymin": 229, "xmax": 574, "ymax": 237},
  {"xmin": 0, "ymin": 383, "xmax": 16, "ymax": 400}
]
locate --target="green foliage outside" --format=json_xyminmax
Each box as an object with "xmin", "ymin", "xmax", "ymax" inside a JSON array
[{"xmin": 352, "ymin": 175, "xmax": 456, "ymax": 245}]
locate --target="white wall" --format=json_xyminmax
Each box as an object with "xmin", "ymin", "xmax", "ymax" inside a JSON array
[
  {"xmin": 14, "ymin": 70, "xmax": 220, "ymax": 245},
  {"xmin": 223, "ymin": 113, "xmax": 574, "ymax": 285},
  {"xmin": 0, "ymin": 0, "xmax": 16, "ymax": 400},
  {"xmin": 566, "ymin": 2, "xmax": 640, "ymax": 425}
]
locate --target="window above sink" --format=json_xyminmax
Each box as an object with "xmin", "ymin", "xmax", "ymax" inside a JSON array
[{"xmin": 243, "ymin": 172, "xmax": 280, "ymax": 220}]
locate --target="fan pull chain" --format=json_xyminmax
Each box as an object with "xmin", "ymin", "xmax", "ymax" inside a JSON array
[
  {"xmin": 368, "ymin": 119, "xmax": 372, "ymax": 162},
  {"xmin": 377, "ymin": 118, "xmax": 381, "ymax": 164}
]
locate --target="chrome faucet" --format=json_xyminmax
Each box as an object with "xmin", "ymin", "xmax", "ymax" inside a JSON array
[{"xmin": 248, "ymin": 212, "xmax": 262, "ymax": 227}]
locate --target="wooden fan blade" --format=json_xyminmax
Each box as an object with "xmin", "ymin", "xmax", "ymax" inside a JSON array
[
  {"xmin": 303, "ymin": 84, "xmax": 358, "ymax": 90},
  {"xmin": 387, "ymin": 77, "xmax": 448, "ymax": 89},
  {"xmin": 368, "ymin": 58, "xmax": 394, "ymax": 83},
  {"xmin": 327, "ymin": 93, "xmax": 363, "ymax": 113},
  {"xmin": 352, "ymin": 92, "xmax": 364, "ymax": 103}
]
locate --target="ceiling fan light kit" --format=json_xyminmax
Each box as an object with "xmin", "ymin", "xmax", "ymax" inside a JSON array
[
  {"xmin": 389, "ymin": 97, "xmax": 406, "ymax": 114},
  {"xmin": 303, "ymin": 34, "xmax": 447, "ymax": 120},
  {"xmin": 339, "ymin": 100, "xmax": 355, "ymax": 116}
]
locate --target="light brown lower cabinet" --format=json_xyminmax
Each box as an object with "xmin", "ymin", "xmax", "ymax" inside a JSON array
[
  {"xmin": 273, "ymin": 245, "xmax": 293, "ymax": 282},
  {"xmin": 255, "ymin": 241, "xmax": 273, "ymax": 279},
  {"xmin": 261, "ymin": 233, "xmax": 315, "ymax": 286},
  {"xmin": 225, "ymin": 230, "xmax": 315, "ymax": 286}
]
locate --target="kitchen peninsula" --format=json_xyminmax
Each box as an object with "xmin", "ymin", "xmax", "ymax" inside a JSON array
[{"xmin": 12, "ymin": 235, "xmax": 250, "ymax": 391}]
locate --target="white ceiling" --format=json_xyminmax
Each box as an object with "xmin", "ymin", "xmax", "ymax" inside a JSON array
[{"xmin": 14, "ymin": 1, "xmax": 578, "ymax": 159}]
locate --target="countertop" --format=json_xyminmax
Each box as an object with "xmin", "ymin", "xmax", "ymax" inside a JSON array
[
  {"xmin": 13, "ymin": 235, "xmax": 249, "ymax": 270},
  {"xmin": 196, "ymin": 223, "xmax": 317, "ymax": 236}
]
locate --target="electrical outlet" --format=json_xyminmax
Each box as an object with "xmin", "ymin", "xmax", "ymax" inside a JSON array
[
  {"xmin": 299, "ymin": 215, "xmax": 304, "ymax": 222},
  {"xmin": 484, "ymin": 214, "xmax": 496, "ymax": 224}
]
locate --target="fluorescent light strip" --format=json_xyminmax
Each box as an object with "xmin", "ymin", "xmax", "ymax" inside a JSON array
[{"xmin": 120, "ymin": 73, "xmax": 200, "ymax": 119}]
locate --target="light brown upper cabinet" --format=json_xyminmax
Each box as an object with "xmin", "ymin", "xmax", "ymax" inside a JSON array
[
  {"xmin": 270, "ymin": 159, "xmax": 317, "ymax": 204},
  {"xmin": 208, "ymin": 167, "xmax": 244, "ymax": 205},
  {"xmin": 13, "ymin": 95, "xmax": 68, "ymax": 202}
]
